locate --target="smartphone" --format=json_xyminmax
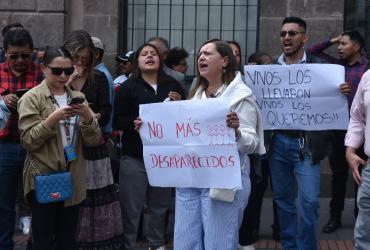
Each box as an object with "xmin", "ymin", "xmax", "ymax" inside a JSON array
[
  {"xmin": 1, "ymin": 88, "xmax": 10, "ymax": 95},
  {"xmin": 69, "ymin": 96, "xmax": 85, "ymax": 105},
  {"xmin": 16, "ymin": 89, "xmax": 29, "ymax": 98}
]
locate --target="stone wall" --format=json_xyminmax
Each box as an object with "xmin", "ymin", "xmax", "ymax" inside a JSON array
[
  {"xmin": 0, "ymin": 0, "xmax": 66, "ymax": 49},
  {"xmin": 259, "ymin": 0, "xmax": 344, "ymax": 59},
  {"xmin": 67, "ymin": 0, "xmax": 119, "ymax": 73},
  {"xmin": 0, "ymin": 0, "xmax": 119, "ymax": 75}
]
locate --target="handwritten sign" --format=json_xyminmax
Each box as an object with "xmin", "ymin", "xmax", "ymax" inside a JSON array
[
  {"xmin": 244, "ymin": 64, "xmax": 348, "ymax": 130},
  {"xmin": 139, "ymin": 98, "xmax": 242, "ymax": 189}
]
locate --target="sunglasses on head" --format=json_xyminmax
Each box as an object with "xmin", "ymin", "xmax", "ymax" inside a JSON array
[
  {"xmin": 8, "ymin": 53, "xmax": 32, "ymax": 60},
  {"xmin": 47, "ymin": 66, "xmax": 74, "ymax": 76},
  {"xmin": 280, "ymin": 31, "xmax": 305, "ymax": 37}
]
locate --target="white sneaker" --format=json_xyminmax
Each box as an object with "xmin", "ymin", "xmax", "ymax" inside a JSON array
[
  {"xmin": 19, "ymin": 216, "xmax": 31, "ymax": 235},
  {"xmin": 149, "ymin": 246, "xmax": 166, "ymax": 250},
  {"xmin": 238, "ymin": 244, "xmax": 256, "ymax": 250}
]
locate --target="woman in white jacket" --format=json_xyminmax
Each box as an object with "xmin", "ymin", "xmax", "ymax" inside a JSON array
[{"xmin": 173, "ymin": 39, "xmax": 265, "ymax": 250}]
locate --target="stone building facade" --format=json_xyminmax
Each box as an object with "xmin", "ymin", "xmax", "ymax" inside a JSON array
[
  {"xmin": 0, "ymin": 0, "xmax": 352, "ymax": 76},
  {"xmin": 0, "ymin": 0, "xmax": 119, "ymax": 71},
  {"xmin": 259, "ymin": 0, "xmax": 344, "ymax": 58}
]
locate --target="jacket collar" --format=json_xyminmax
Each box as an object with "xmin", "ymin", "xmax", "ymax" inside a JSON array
[{"xmin": 39, "ymin": 80, "xmax": 75, "ymax": 99}]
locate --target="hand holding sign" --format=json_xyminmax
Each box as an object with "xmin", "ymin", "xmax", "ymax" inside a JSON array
[
  {"xmin": 139, "ymin": 98, "xmax": 242, "ymax": 189},
  {"xmin": 244, "ymin": 64, "xmax": 348, "ymax": 130},
  {"xmin": 134, "ymin": 117, "xmax": 142, "ymax": 132}
]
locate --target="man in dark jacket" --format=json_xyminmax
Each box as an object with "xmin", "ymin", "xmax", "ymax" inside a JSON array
[
  {"xmin": 267, "ymin": 16, "xmax": 348, "ymax": 250},
  {"xmin": 308, "ymin": 30, "xmax": 369, "ymax": 233}
]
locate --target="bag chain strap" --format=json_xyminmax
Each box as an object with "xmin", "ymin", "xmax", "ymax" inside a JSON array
[
  {"xmin": 29, "ymin": 157, "xmax": 41, "ymax": 176},
  {"xmin": 29, "ymin": 156, "xmax": 71, "ymax": 176}
]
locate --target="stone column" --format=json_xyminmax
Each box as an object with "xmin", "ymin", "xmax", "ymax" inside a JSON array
[{"xmin": 66, "ymin": 0, "xmax": 119, "ymax": 73}]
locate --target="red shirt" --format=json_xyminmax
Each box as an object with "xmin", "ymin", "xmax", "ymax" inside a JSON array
[{"xmin": 0, "ymin": 61, "xmax": 43, "ymax": 142}]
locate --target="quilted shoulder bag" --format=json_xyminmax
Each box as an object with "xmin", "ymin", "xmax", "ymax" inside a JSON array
[{"xmin": 31, "ymin": 158, "xmax": 73, "ymax": 204}]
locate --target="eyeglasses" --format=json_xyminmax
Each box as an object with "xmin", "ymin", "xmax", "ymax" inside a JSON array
[
  {"xmin": 280, "ymin": 31, "xmax": 306, "ymax": 37},
  {"xmin": 47, "ymin": 66, "xmax": 75, "ymax": 76},
  {"xmin": 7, "ymin": 53, "xmax": 32, "ymax": 60}
]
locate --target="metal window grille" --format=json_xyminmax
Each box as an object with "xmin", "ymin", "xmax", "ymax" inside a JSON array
[
  {"xmin": 344, "ymin": 0, "xmax": 370, "ymax": 56},
  {"xmin": 122, "ymin": 0, "xmax": 259, "ymax": 76}
]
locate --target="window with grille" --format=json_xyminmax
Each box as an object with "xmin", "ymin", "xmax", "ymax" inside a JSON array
[{"xmin": 122, "ymin": 0, "xmax": 259, "ymax": 76}]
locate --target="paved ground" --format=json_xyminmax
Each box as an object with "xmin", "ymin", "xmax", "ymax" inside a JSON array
[
  {"xmin": 14, "ymin": 198, "xmax": 356, "ymax": 250},
  {"xmin": 252, "ymin": 198, "xmax": 356, "ymax": 249}
]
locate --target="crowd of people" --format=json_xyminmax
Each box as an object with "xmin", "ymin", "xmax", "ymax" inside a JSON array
[{"xmin": 0, "ymin": 15, "xmax": 370, "ymax": 250}]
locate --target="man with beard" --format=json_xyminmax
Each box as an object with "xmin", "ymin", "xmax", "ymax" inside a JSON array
[
  {"xmin": 267, "ymin": 16, "xmax": 348, "ymax": 250},
  {"xmin": 0, "ymin": 28, "xmax": 42, "ymax": 250},
  {"xmin": 308, "ymin": 30, "xmax": 369, "ymax": 234}
]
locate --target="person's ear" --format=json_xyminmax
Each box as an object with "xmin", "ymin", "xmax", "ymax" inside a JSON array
[
  {"xmin": 353, "ymin": 43, "xmax": 361, "ymax": 53},
  {"xmin": 222, "ymin": 56, "xmax": 229, "ymax": 68},
  {"xmin": 302, "ymin": 33, "xmax": 309, "ymax": 44},
  {"xmin": 41, "ymin": 64, "xmax": 47, "ymax": 73}
]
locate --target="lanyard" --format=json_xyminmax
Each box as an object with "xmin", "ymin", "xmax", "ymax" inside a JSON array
[{"xmin": 50, "ymin": 94, "xmax": 77, "ymax": 146}]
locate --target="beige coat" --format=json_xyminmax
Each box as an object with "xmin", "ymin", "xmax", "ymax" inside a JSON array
[{"xmin": 18, "ymin": 80, "xmax": 101, "ymax": 206}]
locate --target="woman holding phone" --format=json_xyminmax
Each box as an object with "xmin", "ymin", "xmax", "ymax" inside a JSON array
[
  {"xmin": 64, "ymin": 30, "xmax": 124, "ymax": 249},
  {"xmin": 17, "ymin": 46, "xmax": 101, "ymax": 249},
  {"xmin": 114, "ymin": 43, "xmax": 184, "ymax": 250}
]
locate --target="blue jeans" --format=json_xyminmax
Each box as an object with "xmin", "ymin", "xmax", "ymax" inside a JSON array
[
  {"xmin": 269, "ymin": 134, "xmax": 320, "ymax": 250},
  {"xmin": 0, "ymin": 142, "xmax": 26, "ymax": 250},
  {"xmin": 354, "ymin": 162, "xmax": 370, "ymax": 250}
]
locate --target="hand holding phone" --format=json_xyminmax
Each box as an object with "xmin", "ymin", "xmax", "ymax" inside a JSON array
[
  {"xmin": 16, "ymin": 89, "xmax": 29, "ymax": 98},
  {"xmin": 68, "ymin": 96, "xmax": 85, "ymax": 106}
]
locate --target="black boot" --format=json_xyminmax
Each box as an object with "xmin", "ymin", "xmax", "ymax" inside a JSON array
[{"xmin": 322, "ymin": 217, "xmax": 342, "ymax": 233}]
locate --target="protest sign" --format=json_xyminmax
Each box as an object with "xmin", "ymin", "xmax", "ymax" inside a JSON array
[
  {"xmin": 139, "ymin": 98, "xmax": 242, "ymax": 189},
  {"xmin": 244, "ymin": 64, "xmax": 348, "ymax": 130}
]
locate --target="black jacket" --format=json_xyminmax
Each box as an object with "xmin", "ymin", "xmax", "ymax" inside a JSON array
[
  {"xmin": 113, "ymin": 76, "xmax": 185, "ymax": 159},
  {"xmin": 266, "ymin": 52, "xmax": 334, "ymax": 164}
]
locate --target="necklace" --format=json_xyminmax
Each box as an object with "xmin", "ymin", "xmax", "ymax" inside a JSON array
[{"xmin": 205, "ymin": 88, "xmax": 216, "ymax": 98}]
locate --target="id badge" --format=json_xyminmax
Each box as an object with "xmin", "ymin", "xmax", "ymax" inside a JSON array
[{"xmin": 64, "ymin": 145, "xmax": 77, "ymax": 161}]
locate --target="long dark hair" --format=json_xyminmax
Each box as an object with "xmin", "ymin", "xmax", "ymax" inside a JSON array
[
  {"xmin": 130, "ymin": 43, "xmax": 173, "ymax": 84},
  {"xmin": 188, "ymin": 39, "xmax": 236, "ymax": 99}
]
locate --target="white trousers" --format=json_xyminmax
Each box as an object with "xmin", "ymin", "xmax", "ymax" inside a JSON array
[{"xmin": 173, "ymin": 173, "xmax": 250, "ymax": 250}]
